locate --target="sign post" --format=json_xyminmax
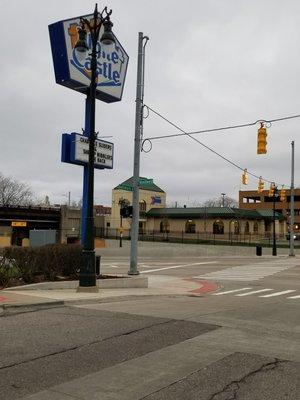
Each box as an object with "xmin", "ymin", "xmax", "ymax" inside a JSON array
[{"xmin": 49, "ymin": 6, "xmax": 128, "ymax": 290}]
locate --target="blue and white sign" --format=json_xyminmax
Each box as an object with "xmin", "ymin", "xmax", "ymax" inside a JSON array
[
  {"xmin": 49, "ymin": 14, "xmax": 129, "ymax": 103},
  {"xmin": 62, "ymin": 133, "xmax": 114, "ymax": 169}
]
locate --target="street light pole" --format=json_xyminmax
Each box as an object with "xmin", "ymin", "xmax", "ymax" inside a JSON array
[
  {"xmin": 129, "ymin": 32, "xmax": 149, "ymax": 275},
  {"xmin": 75, "ymin": 4, "xmax": 115, "ymax": 290},
  {"xmin": 272, "ymin": 186, "xmax": 278, "ymax": 256},
  {"xmin": 221, "ymin": 193, "xmax": 226, "ymax": 207},
  {"xmin": 289, "ymin": 141, "xmax": 295, "ymax": 257}
]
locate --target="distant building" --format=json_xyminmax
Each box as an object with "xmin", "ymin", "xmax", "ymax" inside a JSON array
[
  {"xmin": 146, "ymin": 206, "xmax": 285, "ymax": 237},
  {"xmin": 239, "ymin": 189, "xmax": 299, "ymax": 235},
  {"xmin": 109, "ymin": 177, "xmax": 166, "ymax": 232}
]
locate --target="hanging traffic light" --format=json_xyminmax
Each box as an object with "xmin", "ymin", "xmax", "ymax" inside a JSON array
[
  {"xmin": 268, "ymin": 182, "xmax": 275, "ymax": 197},
  {"xmin": 280, "ymin": 186, "xmax": 286, "ymax": 202},
  {"xmin": 242, "ymin": 169, "xmax": 248, "ymax": 185},
  {"xmin": 258, "ymin": 177, "xmax": 264, "ymax": 193},
  {"xmin": 257, "ymin": 122, "xmax": 267, "ymax": 154}
]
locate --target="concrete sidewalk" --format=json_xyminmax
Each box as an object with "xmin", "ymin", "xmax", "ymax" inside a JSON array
[{"xmin": 0, "ymin": 275, "xmax": 218, "ymax": 314}]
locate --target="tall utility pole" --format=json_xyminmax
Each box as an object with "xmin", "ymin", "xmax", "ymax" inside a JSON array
[
  {"xmin": 129, "ymin": 32, "xmax": 149, "ymax": 275},
  {"xmin": 272, "ymin": 187, "xmax": 278, "ymax": 256},
  {"xmin": 289, "ymin": 141, "xmax": 295, "ymax": 257}
]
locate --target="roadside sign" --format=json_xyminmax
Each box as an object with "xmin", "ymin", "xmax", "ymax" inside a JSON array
[
  {"xmin": 11, "ymin": 221, "xmax": 27, "ymax": 227},
  {"xmin": 61, "ymin": 132, "xmax": 114, "ymax": 169}
]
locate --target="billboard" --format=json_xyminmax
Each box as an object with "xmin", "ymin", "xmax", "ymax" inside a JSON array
[
  {"xmin": 62, "ymin": 133, "xmax": 114, "ymax": 169},
  {"xmin": 49, "ymin": 14, "xmax": 129, "ymax": 103}
]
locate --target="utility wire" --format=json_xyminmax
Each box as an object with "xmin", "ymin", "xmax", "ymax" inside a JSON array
[
  {"xmin": 144, "ymin": 104, "xmax": 300, "ymax": 140},
  {"xmin": 142, "ymin": 104, "xmax": 295, "ymax": 186}
]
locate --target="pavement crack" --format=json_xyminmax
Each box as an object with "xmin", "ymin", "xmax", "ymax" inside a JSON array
[
  {"xmin": 207, "ymin": 358, "xmax": 287, "ymax": 400},
  {"xmin": 0, "ymin": 319, "xmax": 173, "ymax": 371},
  {"xmin": 138, "ymin": 358, "xmax": 287, "ymax": 400}
]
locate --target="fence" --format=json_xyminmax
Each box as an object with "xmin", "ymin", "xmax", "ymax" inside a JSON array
[{"xmin": 95, "ymin": 228, "xmax": 295, "ymax": 247}]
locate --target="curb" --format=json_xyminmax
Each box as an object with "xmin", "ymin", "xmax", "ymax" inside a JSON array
[{"xmin": 0, "ymin": 300, "xmax": 65, "ymax": 316}]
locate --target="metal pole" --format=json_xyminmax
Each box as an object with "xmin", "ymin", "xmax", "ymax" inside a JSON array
[
  {"xmin": 272, "ymin": 188, "xmax": 277, "ymax": 256},
  {"xmin": 129, "ymin": 32, "xmax": 148, "ymax": 275},
  {"xmin": 68, "ymin": 191, "xmax": 71, "ymax": 207},
  {"xmin": 289, "ymin": 141, "xmax": 295, "ymax": 256},
  {"xmin": 79, "ymin": 8, "xmax": 98, "ymax": 289}
]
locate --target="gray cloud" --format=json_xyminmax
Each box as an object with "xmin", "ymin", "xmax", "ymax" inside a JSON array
[{"xmin": 1, "ymin": 0, "xmax": 299, "ymax": 207}]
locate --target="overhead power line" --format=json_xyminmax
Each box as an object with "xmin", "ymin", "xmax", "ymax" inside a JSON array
[{"xmin": 142, "ymin": 104, "xmax": 297, "ymax": 187}]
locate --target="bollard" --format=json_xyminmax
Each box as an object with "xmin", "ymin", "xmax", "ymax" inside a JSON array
[
  {"xmin": 95, "ymin": 255, "xmax": 101, "ymax": 275},
  {"xmin": 256, "ymin": 246, "xmax": 262, "ymax": 256}
]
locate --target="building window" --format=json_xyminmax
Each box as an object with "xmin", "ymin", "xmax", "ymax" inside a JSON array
[
  {"xmin": 139, "ymin": 200, "xmax": 146, "ymax": 212},
  {"xmin": 230, "ymin": 220, "xmax": 239, "ymax": 234},
  {"xmin": 245, "ymin": 221, "xmax": 249, "ymax": 234},
  {"xmin": 213, "ymin": 220, "xmax": 224, "ymax": 234},
  {"xmin": 160, "ymin": 220, "xmax": 170, "ymax": 233},
  {"xmin": 253, "ymin": 222, "xmax": 259, "ymax": 233},
  {"xmin": 106, "ymin": 222, "xmax": 110, "ymax": 227},
  {"xmin": 185, "ymin": 220, "xmax": 196, "ymax": 233}
]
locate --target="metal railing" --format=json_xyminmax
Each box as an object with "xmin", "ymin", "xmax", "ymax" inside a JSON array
[{"xmin": 95, "ymin": 228, "xmax": 297, "ymax": 247}]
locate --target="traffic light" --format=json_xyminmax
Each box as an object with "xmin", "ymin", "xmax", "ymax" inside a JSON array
[
  {"xmin": 242, "ymin": 169, "xmax": 248, "ymax": 185},
  {"xmin": 268, "ymin": 182, "xmax": 275, "ymax": 197},
  {"xmin": 280, "ymin": 186, "xmax": 286, "ymax": 202},
  {"xmin": 257, "ymin": 177, "xmax": 264, "ymax": 193},
  {"xmin": 120, "ymin": 205, "xmax": 133, "ymax": 218},
  {"xmin": 257, "ymin": 122, "xmax": 267, "ymax": 154}
]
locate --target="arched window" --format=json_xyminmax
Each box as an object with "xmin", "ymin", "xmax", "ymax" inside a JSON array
[
  {"xmin": 160, "ymin": 220, "xmax": 170, "ymax": 233},
  {"xmin": 213, "ymin": 220, "xmax": 224, "ymax": 234},
  {"xmin": 230, "ymin": 220, "xmax": 239, "ymax": 234},
  {"xmin": 139, "ymin": 200, "xmax": 146, "ymax": 212},
  {"xmin": 185, "ymin": 220, "xmax": 196, "ymax": 233},
  {"xmin": 245, "ymin": 221, "xmax": 250, "ymax": 234},
  {"xmin": 254, "ymin": 222, "xmax": 259, "ymax": 233}
]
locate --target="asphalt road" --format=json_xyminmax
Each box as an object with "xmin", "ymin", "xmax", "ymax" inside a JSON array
[{"xmin": 1, "ymin": 252, "xmax": 299, "ymax": 399}]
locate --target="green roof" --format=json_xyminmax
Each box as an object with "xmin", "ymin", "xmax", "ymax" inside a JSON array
[
  {"xmin": 146, "ymin": 207, "xmax": 284, "ymax": 220},
  {"xmin": 114, "ymin": 177, "xmax": 165, "ymax": 193}
]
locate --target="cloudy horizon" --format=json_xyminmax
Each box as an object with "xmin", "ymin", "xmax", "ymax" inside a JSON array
[{"xmin": 1, "ymin": 0, "xmax": 300, "ymax": 208}]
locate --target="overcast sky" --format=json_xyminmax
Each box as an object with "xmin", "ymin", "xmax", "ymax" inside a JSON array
[{"xmin": 1, "ymin": 0, "xmax": 300, "ymax": 207}]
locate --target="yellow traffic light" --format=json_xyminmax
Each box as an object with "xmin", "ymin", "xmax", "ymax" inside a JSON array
[
  {"xmin": 280, "ymin": 186, "xmax": 286, "ymax": 202},
  {"xmin": 258, "ymin": 177, "xmax": 264, "ymax": 193},
  {"xmin": 268, "ymin": 182, "xmax": 275, "ymax": 197},
  {"xmin": 242, "ymin": 169, "xmax": 248, "ymax": 185},
  {"xmin": 257, "ymin": 122, "xmax": 267, "ymax": 154}
]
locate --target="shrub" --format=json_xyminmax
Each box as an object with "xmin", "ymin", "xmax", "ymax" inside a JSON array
[{"xmin": 0, "ymin": 244, "xmax": 84, "ymax": 285}]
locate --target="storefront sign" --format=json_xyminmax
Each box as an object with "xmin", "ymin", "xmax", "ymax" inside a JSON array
[
  {"xmin": 49, "ymin": 14, "xmax": 129, "ymax": 103},
  {"xmin": 11, "ymin": 221, "xmax": 27, "ymax": 227},
  {"xmin": 61, "ymin": 133, "xmax": 114, "ymax": 169}
]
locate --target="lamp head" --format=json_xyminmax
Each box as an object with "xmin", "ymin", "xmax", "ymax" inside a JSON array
[
  {"xmin": 100, "ymin": 19, "xmax": 115, "ymax": 46},
  {"xmin": 75, "ymin": 25, "xmax": 89, "ymax": 55}
]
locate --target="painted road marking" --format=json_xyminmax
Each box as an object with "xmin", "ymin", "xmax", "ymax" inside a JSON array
[
  {"xmin": 235, "ymin": 288, "xmax": 273, "ymax": 296},
  {"xmin": 213, "ymin": 287, "xmax": 252, "ymax": 296},
  {"xmin": 287, "ymin": 295, "xmax": 300, "ymax": 299},
  {"xmin": 259, "ymin": 290, "xmax": 297, "ymax": 298},
  {"xmin": 140, "ymin": 261, "xmax": 217, "ymax": 274},
  {"xmin": 194, "ymin": 260, "xmax": 297, "ymax": 282}
]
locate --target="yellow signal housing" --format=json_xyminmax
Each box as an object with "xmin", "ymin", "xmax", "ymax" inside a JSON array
[
  {"xmin": 268, "ymin": 182, "xmax": 275, "ymax": 197},
  {"xmin": 258, "ymin": 177, "xmax": 264, "ymax": 193},
  {"xmin": 257, "ymin": 122, "xmax": 267, "ymax": 154},
  {"xmin": 242, "ymin": 169, "xmax": 248, "ymax": 185},
  {"xmin": 280, "ymin": 186, "xmax": 286, "ymax": 202}
]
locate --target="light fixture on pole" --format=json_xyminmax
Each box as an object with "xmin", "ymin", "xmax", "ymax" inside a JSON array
[{"xmin": 75, "ymin": 4, "xmax": 115, "ymax": 290}]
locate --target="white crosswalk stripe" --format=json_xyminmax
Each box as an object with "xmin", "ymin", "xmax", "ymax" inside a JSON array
[
  {"xmin": 212, "ymin": 287, "xmax": 252, "ymax": 296},
  {"xmin": 194, "ymin": 260, "xmax": 298, "ymax": 282},
  {"xmin": 235, "ymin": 288, "xmax": 273, "ymax": 296},
  {"xmin": 259, "ymin": 290, "xmax": 296, "ymax": 298},
  {"xmin": 211, "ymin": 287, "xmax": 299, "ymax": 300}
]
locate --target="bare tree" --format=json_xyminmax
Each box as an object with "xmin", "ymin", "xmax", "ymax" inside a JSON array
[
  {"xmin": 0, "ymin": 173, "xmax": 34, "ymax": 206},
  {"xmin": 202, "ymin": 195, "xmax": 238, "ymax": 208}
]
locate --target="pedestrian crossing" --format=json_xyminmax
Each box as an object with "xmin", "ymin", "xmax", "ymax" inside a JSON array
[
  {"xmin": 212, "ymin": 287, "xmax": 299, "ymax": 300},
  {"xmin": 194, "ymin": 260, "xmax": 298, "ymax": 282}
]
